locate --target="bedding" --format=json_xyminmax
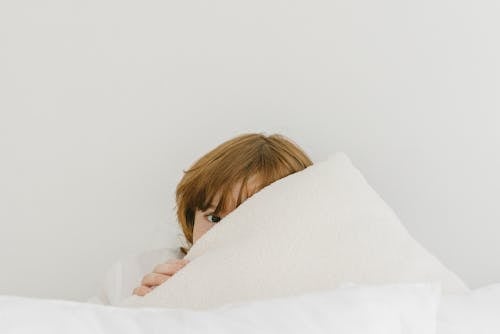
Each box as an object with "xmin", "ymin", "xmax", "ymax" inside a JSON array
[
  {"xmin": 2, "ymin": 282, "xmax": 500, "ymax": 334},
  {"xmin": 120, "ymin": 152, "xmax": 468, "ymax": 309},
  {"xmin": 0, "ymin": 283, "xmax": 440, "ymax": 334},
  {"xmin": 437, "ymin": 283, "xmax": 500, "ymax": 334}
]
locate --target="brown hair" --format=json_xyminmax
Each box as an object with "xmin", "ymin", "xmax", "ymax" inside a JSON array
[{"xmin": 175, "ymin": 133, "xmax": 313, "ymax": 255}]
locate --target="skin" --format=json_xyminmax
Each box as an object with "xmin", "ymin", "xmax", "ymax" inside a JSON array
[{"xmin": 132, "ymin": 175, "xmax": 261, "ymax": 297}]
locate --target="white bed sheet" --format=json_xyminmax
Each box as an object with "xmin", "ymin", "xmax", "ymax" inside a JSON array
[
  {"xmin": 437, "ymin": 283, "xmax": 500, "ymax": 334},
  {"xmin": 0, "ymin": 283, "xmax": 440, "ymax": 334},
  {"xmin": 0, "ymin": 283, "xmax": 498, "ymax": 334}
]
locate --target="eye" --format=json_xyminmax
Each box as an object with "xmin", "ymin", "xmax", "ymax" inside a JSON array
[{"xmin": 206, "ymin": 214, "xmax": 222, "ymax": 223}]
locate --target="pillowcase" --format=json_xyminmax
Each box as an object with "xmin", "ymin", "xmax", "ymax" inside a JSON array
[
  {"xmin": 0, "ymin": 283, "xmax": 441, "ymax": 334},
  {"xmin": 121, "ymin": 152, "xmax": 468, "ymax": 309}
]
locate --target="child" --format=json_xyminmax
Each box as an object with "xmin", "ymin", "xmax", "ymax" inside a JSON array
[{"xmin": 132, "ymin": 133, "xmax": 312, "ymax": 296}]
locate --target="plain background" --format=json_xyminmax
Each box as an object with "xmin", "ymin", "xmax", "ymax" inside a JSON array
[{"xmin": 0, "ymin": 0, "xmax": 499, "ymax": 301}]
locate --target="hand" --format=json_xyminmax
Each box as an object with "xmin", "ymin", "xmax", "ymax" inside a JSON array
[{"xmin": 132, "ymin": 258, "xmax": 189, "ymax": 297}]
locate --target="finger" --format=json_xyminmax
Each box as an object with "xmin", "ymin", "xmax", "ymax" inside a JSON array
[
  {"xmin": 153, "ymin": 262, "xmax": 187, "ymax": 276},
  {"xmin": 133, "ymin": 285, "xmax": 152, "ymax": 296},
  {"xmin": 141, "ymin": 272, "xmax": 171, "ymax": 287}
]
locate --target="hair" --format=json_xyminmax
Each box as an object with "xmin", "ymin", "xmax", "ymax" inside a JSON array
[{"xmin": 175, "ymin": 133, "xmax": 313, "ymax": 255}]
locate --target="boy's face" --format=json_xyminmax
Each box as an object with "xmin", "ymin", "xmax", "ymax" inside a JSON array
[{"xmin": 192, "ymin": 175, "xmax": 261, "ymax": 244}]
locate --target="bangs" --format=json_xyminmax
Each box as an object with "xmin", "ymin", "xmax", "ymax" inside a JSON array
[
  {"xmin": 192, "ymin": 167, "xmax": 263, "ymax": 216},
  {"xmin": 190, "ymin": 150, "xmax": 303, "ymax": 216},
  {"xmin": 199, "ymin": 176, "xmax": 256, "ymax": 216}
]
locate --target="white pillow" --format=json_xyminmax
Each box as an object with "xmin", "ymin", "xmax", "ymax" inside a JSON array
[
  {"xmin": 121, "ymin": 152, "xmax": 468, "ymax": 309},
  {"xmin": 0, "ymin": 283, "xmax": 441, "ymax": 334}
]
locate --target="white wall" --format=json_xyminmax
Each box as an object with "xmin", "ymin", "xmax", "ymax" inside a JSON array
[{"xmin": 1, "ymin": 0, "xmax": 499, "ymax": 301}]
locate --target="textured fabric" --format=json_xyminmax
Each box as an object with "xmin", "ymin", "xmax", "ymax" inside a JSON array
[{"xmin": 121, "ymin": 152, "xmax": 468, "ymax": 309}]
